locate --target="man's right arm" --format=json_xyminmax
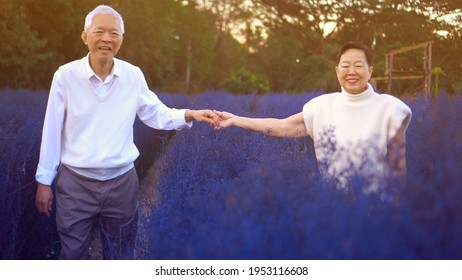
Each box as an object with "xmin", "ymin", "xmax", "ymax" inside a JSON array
[{"xmin": 35, "ymin": 71, "xmax": 65, "ymax": 216}]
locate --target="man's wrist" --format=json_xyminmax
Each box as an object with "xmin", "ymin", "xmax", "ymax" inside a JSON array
[
  {"xmin": 38, "ymin": 182, "xmax": 51, "ymax": 188},
  {"xmin": 185, "ymin": 109, "xmax": 195, "ymax": 122}
]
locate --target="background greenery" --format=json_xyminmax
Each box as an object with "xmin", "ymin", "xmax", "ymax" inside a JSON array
[{"xmin": 1, "ymin": 0, "xmax": 461, "ymax": 94}]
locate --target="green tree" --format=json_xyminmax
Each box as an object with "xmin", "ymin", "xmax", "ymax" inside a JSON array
[
  {"xmin": 254, "ymin": 27, "xmax": 307, "ymax": 92},
  {"xmin": 254, "ymin": 0, "xmax": 340, "ymax": 56},
  {"xmin": 333, "ymin": 0, "xmax": 461, "ymax": 94},
  {"xmin": 117, "ymin": 0, "xmax": 179, "ymax": 91},
  {"xmin": 22, "ymin": 0, "xmax": 96, "ymax": 88},
  {"xmin": 194, "ymin": 0, "xmax": 249, "ymax": 91},
  {"xmin": 251, "ymin": 0, "xmax": 462, "ymax": 94},
  {"xmin": 0, "ymin": 0, "xmax": 47, "ymax": 88},
  {"xmin": 220, "ymin": 68, "xmax": 269, "ymax": 94},
  {"xmin": 171, "ymin": 1, "xmax": 218, "ymax": 92},
  {"xmin": 2, "ymin": 0, "xmax": 461, "ymax": 93}
]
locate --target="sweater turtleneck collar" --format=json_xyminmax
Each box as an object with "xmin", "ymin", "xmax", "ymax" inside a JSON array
[{"xmin": 341, "ymin": 83, "xmax": 376, "ymax": 103}]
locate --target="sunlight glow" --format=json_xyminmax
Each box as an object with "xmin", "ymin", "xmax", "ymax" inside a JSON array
[
  {"xmin": 435, "ymin": 30, "xmax": 449, "ymax": 37},
  {"xmin": 320, "ymin": 21, "xmax": 336, "ymax": 37}
]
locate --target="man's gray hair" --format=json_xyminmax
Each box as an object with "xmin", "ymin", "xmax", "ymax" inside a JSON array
[{"xmin": 84, "ymin": 5, "xmax": 125, "ymax": 34}]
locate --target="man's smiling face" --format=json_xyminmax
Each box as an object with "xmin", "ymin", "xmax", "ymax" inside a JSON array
[{"xmin": 81, "ymin": 14, "xmax": 123, "ymax": 65}]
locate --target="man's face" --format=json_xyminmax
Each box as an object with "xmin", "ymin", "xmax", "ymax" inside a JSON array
[
  {"xmin": 335, "ymin": 48, "xmax": 373, "ymax": 94},
  {"xmin": 81, "ymin": 14, "xmax": 123, "ymax": 65}
]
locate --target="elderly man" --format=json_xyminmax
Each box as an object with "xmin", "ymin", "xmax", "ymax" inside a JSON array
[{"xmin": 35, "ymin": 5, "xmax": 219, "ymax": 259}]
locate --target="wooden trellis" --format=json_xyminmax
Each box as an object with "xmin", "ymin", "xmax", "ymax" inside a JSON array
[{"xmin": 371, "ymin": 41, "xmax": 433, "ymax": 97}]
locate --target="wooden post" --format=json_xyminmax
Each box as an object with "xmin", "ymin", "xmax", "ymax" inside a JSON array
[
  {"xmin": 427, "ymin": 42, "xmax": 432, "ymax": 98},
  {"xmin": 186, "ymin": 37, "xmax": 192, "ymax": 91},
  {"xmin": 372, "ymin": 41, "xmax": 433, "ymax": 96},
  {"xmin": 387, "ymin": 54, "xmax": 393, "ymax": 94}
]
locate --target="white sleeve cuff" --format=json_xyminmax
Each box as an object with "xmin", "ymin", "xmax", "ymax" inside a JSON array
[
  {"xmin": 178, "ymin": 109, "xmax": 193, "ymax": 129},
  {"xmin": 35, "ymin": 164, "xmax": 58, "ymax": 186}
]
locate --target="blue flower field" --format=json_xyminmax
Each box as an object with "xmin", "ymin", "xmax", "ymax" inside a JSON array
[{"xmin": 1, "ymin": 89, "xmax": 461, "ymax": 259}]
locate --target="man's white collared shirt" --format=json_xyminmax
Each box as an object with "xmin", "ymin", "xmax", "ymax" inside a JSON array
[{"xmin": 36, "ymin": 54, "xmax": 191, "ymax": 185}]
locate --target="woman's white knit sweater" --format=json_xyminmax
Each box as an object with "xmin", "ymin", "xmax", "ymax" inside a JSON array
[{"xmin": 302, "ymin": 84, "xmax": 412, "ymax": 187}]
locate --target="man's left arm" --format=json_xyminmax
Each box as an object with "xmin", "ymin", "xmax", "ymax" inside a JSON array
[{"xmin": 137, "ymin": 70, "xmax": 219, "ymax": 129}]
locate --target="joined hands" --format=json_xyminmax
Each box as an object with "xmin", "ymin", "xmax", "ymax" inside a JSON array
[
  {"xmin": 213, "ymin": 110, "xmax": 236, "ymax": 129},
  {"xmin": 186, "ymin": 109, "xmax": 237, "ymax": 129}
]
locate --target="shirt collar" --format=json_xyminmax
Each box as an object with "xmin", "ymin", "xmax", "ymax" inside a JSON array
[{"xmin": 84, "ymin": 53, "xmax": 120, "ymax": 81}]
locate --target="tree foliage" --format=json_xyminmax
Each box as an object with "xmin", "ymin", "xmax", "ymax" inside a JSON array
[
  {"xmin": 0, "ymin": 0, "xmax": 48, "ymax": 88},
  {"xmin": 0, "ymin": 0, "xmax": 461, "ymax": 94},
  {"xmin": 220, "ymin": 68, "xmax": 270, "ymax": 94}
]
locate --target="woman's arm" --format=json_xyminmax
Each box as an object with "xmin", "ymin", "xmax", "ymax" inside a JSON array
[
  {"xmin": 215, "ymin": 110, "xmax": 308, "ymax": 138},
  {"xmin": 387, "ymin": 116, "xmax": 410, "ymax": 178}
]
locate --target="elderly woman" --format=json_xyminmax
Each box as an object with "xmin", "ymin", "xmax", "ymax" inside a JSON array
[{"xmin": 216, "ymin": 42, "xmax": 412, "ymax": 189}]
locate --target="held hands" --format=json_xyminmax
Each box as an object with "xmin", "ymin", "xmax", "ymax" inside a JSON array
[
  {"xmin": 186, "ymin": 109, "xmax": 220, "ymax": 127},
  {"xmin": 186, "ymin": 109, "xmax": 237, "ymax": 129},
  {"xmin": 213, "ymin": 110, "xmax": 237, "ymax": 129}
]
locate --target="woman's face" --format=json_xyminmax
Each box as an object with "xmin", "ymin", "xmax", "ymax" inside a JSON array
[{"xmin": 335, "ymin": 48, "xmax": 373, "ymax": 94}]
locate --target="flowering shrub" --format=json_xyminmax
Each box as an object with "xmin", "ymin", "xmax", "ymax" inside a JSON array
[
  {"xmin": 1, "ymin": 89, "xmax": 461, "ymax": 259},
  {"xmin": 0, "ymin": 89, "xmax": 52, "ymax": 259},
  {"xmin": 144, "ymin": 91, "xmax": 462, "ymax": 259}
]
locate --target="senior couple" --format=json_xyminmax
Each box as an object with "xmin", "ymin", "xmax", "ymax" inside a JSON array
[{"xmin": 35, "ymin": 5, "xmax": 411, "ymax": 259}]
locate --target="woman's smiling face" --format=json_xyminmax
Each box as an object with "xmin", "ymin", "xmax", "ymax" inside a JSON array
[{"xmin": 335, "ymin": 48, "xmax": 373, "ymax": 94}]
